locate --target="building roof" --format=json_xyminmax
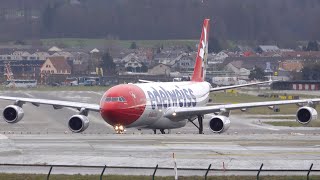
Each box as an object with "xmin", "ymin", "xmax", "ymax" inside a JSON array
[
  {"xmin": 90, "ymin": 48, "xmax": 100, "ymax": 53},
  {"xmin": 282, "ymin": 51, "xmax": 320, "ymax": 58},
  {"xmin": 47, "ymin": 56, "xmax": 71, "ymax": 71},
  {"xmin": 258, "ymin": 45, "xmax": 280, "ymax": 52},
  {"xmin": 149, "ymin": 63, "xmax": 171, "ymax": 69},
  {"xmin": 48, "ymin": 46, "xmax": 62, "ymax": 52}
]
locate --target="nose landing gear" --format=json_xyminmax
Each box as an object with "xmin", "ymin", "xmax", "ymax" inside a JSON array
[{"xmin": 114, "ymin": 125, "xmax": 125, "ymax": 134}]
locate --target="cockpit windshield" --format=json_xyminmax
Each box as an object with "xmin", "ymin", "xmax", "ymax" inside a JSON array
[{"xmin": 105, "ymin": 96, "xmax": 126, "ymax": 102}]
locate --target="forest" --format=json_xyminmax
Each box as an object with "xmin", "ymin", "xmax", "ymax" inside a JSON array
[{"xmin": 0, "ymin": 0, "xmax": 319, "ymax": 47}]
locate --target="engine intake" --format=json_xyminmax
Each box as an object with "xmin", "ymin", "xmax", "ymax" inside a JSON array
[
  {"xmin": 209, "ymin": 115, "xmax": 230, "ymax": 133},
  {"xmin": 296, "ymin": 106, "xmax": 317, "ymax": 125},
  {"xmin": 68, "ymin": 115, "xmax": 89, "ymax": 133},
  {"xmin": 2, "ymin": 105, "xmax": 24, "ymax": 123}
]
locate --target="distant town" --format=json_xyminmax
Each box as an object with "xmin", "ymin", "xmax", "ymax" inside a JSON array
[{"xmin": 0, "ymin": 40, "xmax": 319, "ymax": 90}]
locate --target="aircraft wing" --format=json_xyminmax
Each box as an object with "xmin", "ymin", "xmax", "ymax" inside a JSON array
[
  {"xmin": 210, "ymin": 80, "xmax": 273, "ymax": 92},
  {"xmin": 164, "ymin": 98, "xmax": 320, "ymax": 118},
  {"xmin": 0, "ymin": 96, "xmax": 100, "ymax": 112},
  {"xmin": 138, "ymin": 79, "xmax": 155, "ymax": 83}
]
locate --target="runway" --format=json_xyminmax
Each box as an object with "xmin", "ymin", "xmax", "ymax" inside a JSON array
[{"xmin": 0, "ymin": 90, "xmax": 319, "ymax": 176}]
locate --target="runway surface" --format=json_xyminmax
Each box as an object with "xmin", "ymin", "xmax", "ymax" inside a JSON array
[{"xmin": 0, "ymin": 90, "xmax": 319, "ymax": 176}]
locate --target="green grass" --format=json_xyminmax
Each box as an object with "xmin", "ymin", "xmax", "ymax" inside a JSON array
[
  {"xmin": 253, "ymin": 116, "xmax": 295, "ymax": 119},
  {"xmin": 265, "ymin": 120, "xmax": 320, "ymax": 127},
  {"xmin": 0, "ymin": 85, "xmax": 110, "ymax": 92},
  {"xmin": 40, "ymin": 38, "xmax": 197, "ymax": 49},
  {"xmin": 211, "ymin": 92, "xmax": 320, "ymax": 115},
  {"xmin": 0, "ymin": 174, "xmax": 319, "ymax": 180}
]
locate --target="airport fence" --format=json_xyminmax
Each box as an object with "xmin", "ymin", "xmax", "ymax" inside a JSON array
[{"xmin": 0, "ymin": 163, "xmax": 319, "ymax": 179}]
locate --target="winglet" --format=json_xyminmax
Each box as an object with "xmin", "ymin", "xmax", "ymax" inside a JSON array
[{"xmin": 191, "ymin": 19, "xmax": 210, "ymax": 82}]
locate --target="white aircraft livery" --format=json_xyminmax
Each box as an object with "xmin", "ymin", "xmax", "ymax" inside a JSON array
[{"xmin": 0, "ymin": 19, "xmax": 319, "ymax": 134}]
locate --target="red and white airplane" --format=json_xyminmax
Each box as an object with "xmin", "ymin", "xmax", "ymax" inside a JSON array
[{"xmin": 0, "ymin": 19, "xmax": 319, "ymax": 134}]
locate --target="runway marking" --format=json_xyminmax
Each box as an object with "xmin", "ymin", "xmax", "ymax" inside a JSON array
[
  {"xmin": 23, "ymin": 92, "xmax": 35, "ymax": 98},
  {"xmin": 0, "ymin": 134, "xmax": 8, "ymax": 139},
  {"xmin": 248, "ymin": 123, "xmax": 280, "ymax": 131},
  {"xmin": 89, "ymin": 91, "xmax": 103, "ymax": 96}
]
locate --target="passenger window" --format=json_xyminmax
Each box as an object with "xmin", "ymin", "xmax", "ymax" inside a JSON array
[
  {"xmin": 120, "ymin": 97, "xmax": 126, "ymax": 102},
  {"xmin": 105, "ymin": 97, "xmax": 127, "ymax": 102}
]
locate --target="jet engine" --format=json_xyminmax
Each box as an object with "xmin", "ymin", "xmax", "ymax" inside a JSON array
[
  {"xmin": 2, "ymin": 105, "xmax": 24, "ymax": 123},
  {"xmin": 296, "ymin": 106, "xmax": 318, "ymax": 125},
  {"xmin": 209, "ymin": 115, "xmax": 230, "ymax": 133},
  {"xmin": 68, "ymin": 115, "xmax": 89, "ymax": 133}
]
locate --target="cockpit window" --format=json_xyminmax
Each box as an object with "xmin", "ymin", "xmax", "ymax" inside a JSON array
[{"xmin": 105, "ymin": 96, "xmax": 126, "ymax": 102}]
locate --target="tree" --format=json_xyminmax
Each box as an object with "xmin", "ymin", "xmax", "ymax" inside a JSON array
[
  {"xmin": 130, "ymin": 42, "xmax": 137, "ymax": 49},
  {"xmin": 301, "ymin": 62, "xmax": 320, "ymax": 80},
  {"xmin": 249, "ymin": 66, "xmax": 266, "ymax": 80},
  {"xmin": 41, "ymin": 3, "xmax": 57, "ymax": 35},
  {"xmin": 305, "ymin": 41, "xmax": 319, "ymax": 51},
  {"xmin": 101, "ymin": 52, "xmax": 116, "ymax": 75},
  {"xmin": 141, "ymin": 64, "xmax": 148, "ymax": 72},
  {"xmin": 186, "ymin": 45, "xmax": 193, "ymax": 53},
  {"xmin": 208, "ymin": 37, "xmax": 222, "ymax": 53}
]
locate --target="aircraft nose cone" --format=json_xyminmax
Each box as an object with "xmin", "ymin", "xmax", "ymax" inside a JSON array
[{"xmin": 100, "ymin": 84, "xmax": 146, "ymax": 126}]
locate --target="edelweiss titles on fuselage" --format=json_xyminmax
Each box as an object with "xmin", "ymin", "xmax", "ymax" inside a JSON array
[{"xmin": 147, "ymin": 86, "xmax": 197, "ymax": 110}]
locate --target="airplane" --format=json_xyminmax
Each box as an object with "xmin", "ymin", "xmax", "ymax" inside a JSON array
[{"xmin": 0, "ymin": 19, "xmax": 319, "ymax": 134}]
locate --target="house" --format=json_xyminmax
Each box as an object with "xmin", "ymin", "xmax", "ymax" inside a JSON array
[
  {"xmin": 90, "ymin": 48, "xmax": 100, "ymax": 54},
  {"xmin": 256, "ymin": 45, "xmax": 280, "ymax": 54},
  {"xmin": 171, "ymin": 53, "xmax": 195, "ymax": 72},
  {"xmin": 279, "ymin": 60, "xmax": 303, "ymax": 72},
  {"xmin": 71, "ymin": 52, "xmax": 90, "ymax": 75},
  {"xmin": 48, "ymin": 46, "xmax": 62, "ymax": 52},
  {"xmin": 148, "ymin": 63, "xmax": 171, "ymax": 76},
  {"xmin": 213, "ymin": 51, "xmax": 229, "ymax": 60},
  {"xmin": 40, "ymin": 56, "xmax": 71, "ymax": 75},
  {"xmin": 124, "ymin": 59, "xmax": 143, "ymax": 72},
  {"xmin": 32, "ymin": 52, "xmax": 50, "ymax": 60},
  {"xmin": 52, "ymin": 51, "xmax": 74, "ymax": 61},
  {"xmin": 154, "ymin": 50, "xmax": 183, "ymax": 64},
  {"xmin": 225, "ymin": 61, "xmax": 251, "ymax": 79},
  {"xmin": 40, "ymin": 56, "xmax": 72, "ymax": 84}
]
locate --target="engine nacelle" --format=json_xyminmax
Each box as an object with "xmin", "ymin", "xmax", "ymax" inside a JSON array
[
  {"xmin": 2, "ymin": 105, "xmax": 24, "ymax": 123},
  {"xmin": 296, "ymin": 106, "xmax": 318, "ymax": 125},
  {"xmin": 209, "ymin": 115, "xmax": 231, "ymax": 133},
  {"xmin": 68, "ymin": 115, "xmax": 89, "ymax": 133}
]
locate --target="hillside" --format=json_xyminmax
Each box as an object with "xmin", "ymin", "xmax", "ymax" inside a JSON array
[{"xmin": 0, "ymin": 0, "xmax": 319, "ymax": 46}]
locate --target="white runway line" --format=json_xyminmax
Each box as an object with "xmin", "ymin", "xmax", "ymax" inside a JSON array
[
  {"xmin": 23, "ymin": 92, "xmax": 34, "ymax": 98},
  {"xmin": 0, "ymin": 134, "xmax": 8, "ymax": 139},
  {"xmin": 248, "ymin": 123, "xmax": 280, "ymax": 131},
  {"xmin": 89, "ymin": 91, "xmax": 104, "ymax": 96}
]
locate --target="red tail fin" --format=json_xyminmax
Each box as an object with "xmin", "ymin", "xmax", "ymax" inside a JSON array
[{"xmin": 191, "ymin": 19, "xmax": 210, "ymax": 82}]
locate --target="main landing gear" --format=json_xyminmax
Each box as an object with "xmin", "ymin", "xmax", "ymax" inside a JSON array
[
  {"xmin": 188, "ymin": 115, "xmax": 204, "ymax": 134},
  {"xmin": 153, "ymin": 129, "xmax": 170, "ymax": 134}
]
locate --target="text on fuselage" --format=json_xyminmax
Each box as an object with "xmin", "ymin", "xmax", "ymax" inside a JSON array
[{"xmin": 147, "ymin": 86, "xmax": 197, "ymax": 109}]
